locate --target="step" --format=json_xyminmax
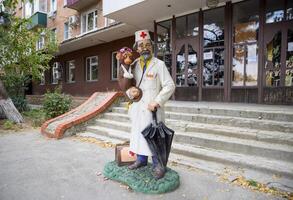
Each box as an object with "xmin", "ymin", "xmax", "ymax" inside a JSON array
[
  {"xmin": 119, "ymin": 101, "xmax": 293, "ymax": 122},
  {"xmin": 111, "ymin": 107, "xmax": 128, "ymax": 114},
  {"xmin": 167, "ymin": 119, "xmax": 293, "ymax": 146},
  {"xmin": 174, "ymin": 131, "xmax": 293, "ymax": 162},
  {"xmin": 76, "ymin": 131, "xmax": 126, "ymax": 145},
  {"xmin": 111, "ymin": 106, "xmax": 293, "ymax": 133},
  {"xmin": 102, "ymin": 112, "xmax": 129, "ymax": 122},
  {"xmin": 79, "ymin": 125, "xmax": 293, "ymax": 180},
  {"xmin": 94, "ymin": 119, "xmax": 131, "ymax": 132},
  {"xmin": 98, "ymin": 112, "xmax": 293, "ymax": 146},
  {"xmin": 168, "ymin": 153, "xmax": 293, "ymax": 193},
  {"xmin": 86, "ymin": 125, "xmax": 130, "ymax": 141},
  {"xmin": 166, "ymin": 111, "xmax": 293, "ymax": 133},
  {"xmin": 87, "ymin": 121, "xmax": 293, "ymax": 162},
  {"xmin": 164, "ymin": 105, "xmax": 293, "ymax": 122},
  {"xmin": 172, "ymin": 143, "xmax": 293, "ymax": 179}
]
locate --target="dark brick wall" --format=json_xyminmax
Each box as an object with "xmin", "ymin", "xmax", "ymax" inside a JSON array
[{"xmin": 33, "ymin": 36, "xmax": 135, "ymax": 96}]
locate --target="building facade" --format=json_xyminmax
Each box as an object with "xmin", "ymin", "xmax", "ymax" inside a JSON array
[{"xmin": 16, "ymin": 0, "xmax": 293, "ymax": 104}]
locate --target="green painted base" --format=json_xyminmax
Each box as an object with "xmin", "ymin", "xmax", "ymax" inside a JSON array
[{"xmin": 103, "ymin": 161, "xmax": 180, "ymax": 194}]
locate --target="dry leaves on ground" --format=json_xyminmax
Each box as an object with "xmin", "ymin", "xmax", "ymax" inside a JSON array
[{"xmin": 72, "ymin": 136, "xmax": 115, "ymax": 148}]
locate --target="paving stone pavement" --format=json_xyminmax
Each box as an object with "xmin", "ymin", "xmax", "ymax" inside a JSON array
[{"xmin": 0, "ymin": 129, "xmax": 287, "ymax": 200}]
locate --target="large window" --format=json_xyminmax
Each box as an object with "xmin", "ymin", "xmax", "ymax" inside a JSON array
[
  {"xmin": 81, "ymin": 10, "xmax": 98, "ymax": 33},
  {"xmin": 66, "ymin": 60, "xmax": 75, "ymax": 83},
  {"xmin": 203, "ymin": 7, "xmax": 225, "ymax": 87},
  {"xmin": 232, "ymin": 0, "xmax": 259, "ymax": 87},
  {"xmin": 111, "ymin": 52, "xmax": 119, "ymax": 80},
  {"xmin": 86, "ymin": 56, "xmax": 98, "ymax": 81}
]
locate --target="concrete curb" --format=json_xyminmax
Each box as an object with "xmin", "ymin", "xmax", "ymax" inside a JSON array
[{"xmin": 41, "ymin": 92, "xmax": 123, "ymax": 139}]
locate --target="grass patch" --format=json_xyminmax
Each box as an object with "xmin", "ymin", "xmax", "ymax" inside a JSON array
[
  {"xmin": 22, "ymin": 109, "xmax": 47, "ymax": 127},
  {"xmin": 0, "ymin": 119, "xmax": 22, "ymax": 131}
]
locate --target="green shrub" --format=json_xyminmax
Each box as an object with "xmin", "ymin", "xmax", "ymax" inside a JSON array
[
  {"xmin": 43, "ymin": 88, "xmax": 72, "ymax": 119},
  {"xmin": 11, "ymin": 96, "xmax": 29, "ymax": 112}
]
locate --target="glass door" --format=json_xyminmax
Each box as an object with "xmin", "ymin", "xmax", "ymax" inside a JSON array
[{"xmin": 173, "ymin": 13, "xmax": 200, "ymax": 101}]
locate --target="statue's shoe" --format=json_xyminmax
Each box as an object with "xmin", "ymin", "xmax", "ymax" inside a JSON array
[
  {"xmin": 153, "ymin": 166, "xmax": 166, "ymax": 180},
  {"xmin": 128, "ymin": 161, "xmax": 147, "ymax": 170}
]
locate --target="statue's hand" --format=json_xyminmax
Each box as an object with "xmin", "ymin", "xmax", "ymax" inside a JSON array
[{"xmin": 148, "ymin": 102, "xmax": 160, "ymax": 111}]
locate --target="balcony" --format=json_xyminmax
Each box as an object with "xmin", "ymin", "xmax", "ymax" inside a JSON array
[
  {"xmin": 66, "ymin": 0, "xmax": 98, "ymax": 11},
  {"xmin": 28, "ymin": 12, "xmax": 47, "ymax": 29}
]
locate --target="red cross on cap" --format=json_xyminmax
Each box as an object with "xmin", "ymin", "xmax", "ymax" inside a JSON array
[{"xmin": 140, "ymin": 31, "xmax": 147, "ymax": 39}]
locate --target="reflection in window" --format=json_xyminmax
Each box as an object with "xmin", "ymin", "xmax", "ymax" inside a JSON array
[
  {"xmin": 52, "ymin": 62, "xmax": 60, "ymax": 84},
  {"xmin": 176, "ymin": 13, "xmax": 199, "ymax": 38},
  {"xmin": 266, "ymin": 31, "xmax": 281, "ymax": 69},
  {"xmin": 285, "ymin": 69, "xmax": 293, "ymax": 86},
  {"xmin": 266, "ymin": 0, "xmax": 285, "ymax": 23},
  {"xmin": 111, "ymin": 52, "xmax": 119, "ymax": 80},
  {"xmin": 203, "ymin": 48, "xmax": 224, "ymax": 86},
  {"xmin": 246, "ymin": 44, "xmax": 258, "ymax": 86},
  {"xmin": 232, "ymin": 44, "xmax": 258, "ymax": 86},
  {"xmin": 204, "ymin": 7, "xmax": 224, "ymax": 47},
  {"xmin": 286, "ymin": 30, "xmax": 293, "ymax": 69},
  {"xmin": 233, "ymin": 0, "xmax": 259, "ymax": 43},
  {"xmin": 176, "ymin": 16, "xmax": 186, "ymax": 39},
  {"xmin": 232, "ymin": 46, "xmax": 245, "ymax": 86},
  {"xmin": 287, "ymin": 0, "xmax": 293, "ymax": 20},
  {"xmin": 176, "ymin": 45, "xmax": 185, "ymax": 86},
  {"xmin": 66, "ymin": 60, "xmax": 75, "ymax": 83},
  {"xmin": 266, "ymin": 70, "xmax": 281, "ymax": 86},
  {"xmin": 187, "ymin": 13, "xmax": 199, "ymax": 37},
  {"xmin": 187, "ymin": 45, "xmax": 197, "ymax": 86},
  {"xmin": 157, "ymin": 20, "xmax": 172, "ymax": 74},
  {"xmin": 232, "ymin": 0, "xmax": 259, "ymax": 87},
  {"xmin": 86, "ymin": 56, "xmax": 98, "ymax": 81}
]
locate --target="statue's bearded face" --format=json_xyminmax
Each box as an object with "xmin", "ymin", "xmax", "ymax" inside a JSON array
[{"xmin": 137, "ymin": 39, "xmax": 153, "ymax": 61}]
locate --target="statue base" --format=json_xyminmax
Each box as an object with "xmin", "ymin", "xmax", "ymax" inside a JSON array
[{"xmin": 103, "ymin": 161, "xmax": 180, "ymax": 194}]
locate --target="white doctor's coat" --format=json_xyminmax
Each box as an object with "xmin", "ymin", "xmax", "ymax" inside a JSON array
[{"xmin": 128, "ymin": 57, "xmax": 175, "ymax": 156}]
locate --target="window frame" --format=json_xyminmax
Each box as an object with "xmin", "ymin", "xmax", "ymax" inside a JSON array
[
  {"xmin": 86, "ymin": 56, "xmax": 98, "ymax": 81},
  {"xmin": 51, "ymin": 28, "xmax": 57, "ymax": 43},
  {"xmin": 24, "ymin": 0, "xmax": 33, "ymax": 18},
  {"xmin": 51, "ymin": 62, "xmax": 59, "ymax": 84},
  {"xmin": 64, "ymin": 21, "xmax": 70, "ymax": 40},
  {"xmin": 80, "ymin": 9, "xmax": 98, "ymax": 34},
  {"xmin": 40, "ymin": 72, "xmax": 45, "ymax": 85},
  {"xmin": 111, "ymin": 51, "xmax": 119, "ymax": 80},
  {"xmin": 50, "ymin": 0, "xmax": 57, "ymax": 12},
  {"xmin": 36, "ymin": 33, "xmax": 45, "ymax": 50},
  {"xmin": 66, "ymin": 60, "xmax": 75, "ymax": 83}
]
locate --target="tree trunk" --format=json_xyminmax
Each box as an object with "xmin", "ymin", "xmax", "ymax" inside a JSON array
[{"xmin": 0, "ymin": 80, "xmax": 24, "ymax": 123}]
